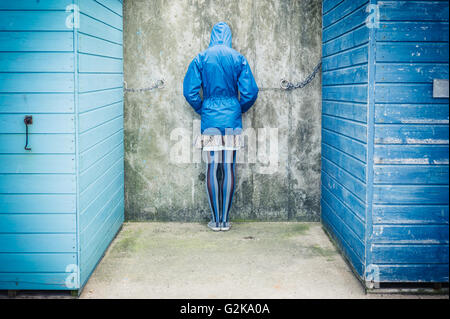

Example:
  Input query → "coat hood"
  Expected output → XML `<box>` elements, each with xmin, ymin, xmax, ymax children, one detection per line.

<box><xmin>208</xmin><ymin>22</ymin><xmax>232</xmax><ymax>48</ymax></box>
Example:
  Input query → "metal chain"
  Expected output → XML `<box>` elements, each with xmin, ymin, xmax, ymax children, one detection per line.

<box><xmin>123</xmin><ymin>79</ymin><xmax>166</xmax><ymax>93</ymax></box>
<box><xmin>280</xmin><ymin>61</ymin><xmax>322</xmax><ymax>90</ymax></box>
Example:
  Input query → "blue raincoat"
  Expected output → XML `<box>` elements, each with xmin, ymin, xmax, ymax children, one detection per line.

<box><xmin>183</xmin><ymin>22</ymin><xmax>259</xmax><ymax>135</ymax></box>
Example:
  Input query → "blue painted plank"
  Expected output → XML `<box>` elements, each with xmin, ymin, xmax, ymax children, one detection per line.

<box><xmin>375</xmin><ymin>104</ymin><xmax>449</xmax><ymax>124</ymax></box>
<box><xmin>0</xmin><ymin>11</ymin><xmax>71</xmax><ymax>31</ymax></box>
<box><xmin>374</xmin><ymin>165</ymin><xmax>449</xmax><ymax>185</ymax></box>
<box><xmin>96</xmin><ymin>0</ymin><xmax>123</xmax><ymax>16</ymax></box>
<box><xmin>79</xmin><ymin>116</ymin><xmax>123</xmax><ymax>152</ymax></box>
<box><xmin>322</xmin><ymin>143</ymin><xmax>366</xmax><ymax>181</ymax></box>
<box><xmin>79</xmin><ymin>142</ymin><xmax>123</xmax><ymax>191</ymax></box>
<box><xmin>322</xmin><ymin>171</ymin><xmax>366</xmax><ymax>221</ymax></box>
<box><xmin>0</xmin><ymin>234</ymin><xmax>76</xmax><ymax>253</ymax></box>
<box><xmin>79</xmin><ymin>73</ymin><xmax>123</xmax><ymax>93</ymax></box>
<box><xmin>372</xmin><ymin>225</ymin><xmax>449</xmax><ymax>244</ymax></box>
<box><xmin>373</xmin><ymin>185</ymin><xmax>449</xmax><ymax>205</ymax></box>
<box><xmin>323</xmin><ymin>64</ymin><xmax>368</xmax><ymax>85</ymax></box>
<box><xmin>379</xmin><ymin>1</ymin><xmax>449</xmax><ymax>22</ymax></box>
<box><xmin>0</xmin><ymin>0</ymin><xmax>72</xmax><ymax>9</ymax></box>
<box><xmin>78</xmin><ymin>33</ymin><xmax>123</xmax><ymax>58</ymax></box>
<box><xmin>323</xmin><ymin>0</ymin><xmax>368</xmax><ymax>28</ymax></box>
<box><xmin>323</xmin><ymin>0</ymin><xmax>345</xmax><ymax>15</ymax></box>
<box><xmin>0</xmin><ymin>53</ymin><xmax>74</xmax><ymax>72</ymax></box>
<box><xmin>376</xmin><ymin>63</ymin><xmax>449</xmax><ymax>83</ymax></box>
<box><xmin>0</xmin><ymin>253</ymin><xmax>76</xmax><ymax>272</ymax></box>
<box><xmin>371</xmin><ymin>244</ymin><xmax>449</xmax><ymax>264</ymax></box>
<box><xmin>79</xmin><ymin>0</ymin><xmax>123</xmax><ymax>30</ymax></box>
<box><xmin>0</xmin><ymin>134</ymin><xmax>75</xmax><ymax>154</ymax></box>
<box><xmin>0</xmin><ymin>194</ymin><xmax>76</xmax><ymax>214</ymax></box>
<box><xmin>322</xmin><ymin>157</ymin><xmax>367</xmax><ymax>201</ymax></box>
<box><xmin>374</xmin><ymin>124</ymin><xmax>449</xmax><ymax>144</ymax></box>
<box><xmin>323</xmin><ymin>4</ymin><xmax>368</xmax><ymax>43</ymax></box>
<box><xmin>322</xmin><ymin>84</ymin><xmax>368</xmax><ymax>103</ymax></box>
<box><xmin>0</xmin><ymin>214</ymin><xmax>76</xmax><ymax>233</ymax></box>
<box><xmin>0</xmin><ymin>73</ymin><xmax>74</xmax><ymax>93</ymax></box>
<box><xmin>0</xmin><ymin>114</ymin><xmax>75</xmax><ymax>133</ymax></box>
<box><xmin>79</xmin><ymin>13</ymin><xmax>123</xmax><ymax>44</ymax></box>
<box><xmin>0</xmin><ymin>174</ymin><xmax>76</xmax><ymax>194</ymax></box>
<box><xmin>78</xmin><ymin>53</ymin><xmax>123</xmax><ymax>73</ymax></box>
<box><xmin>374</xmin><ymin>145</ymin><xmax>449</xmax><ymax>165</ymax></box>
<box><xmin>323</xmin><ymin>25</ymin><xmax>369</xmax><ymax>57</ymax></box>
<box><xmin>373</xmin><ymin>205</ymin><xmax>449</xmax><ymax>225</ymax></box>
<box><xmin>322</xmin><ymin>101</ymin><xmax>367</xmax><ymax>122</ymax></box>
<box><xmin>322</xmin><ymin>115</ymin><xmax>367</xmax><ymax>142</ymax></box>
<box><xmin>79</xmin><ymin>88</ymin><xmax>123</xmax><ymax>113</ymax></box>
<box><xmin>79</xmin><ymin>129</ymin><xmax>123</xmax><ymax>172</ymax></box>
<box><xmin>322</xmin><ymin>44</ymin><xmax>368</xmax><ymax>71</ymax></box>
<box><xmin>0</xmin><ymin>32</ymin><xmax>73</xmax><ymax>51</ymax></box>
<box><xmin>0</xmin><ymin>93</ymin><xmax>74</xmax><ymax>114</ymax></box>
<box><xmin>376</xmin><ymin>264</ymin><xmax>449</xmax><ymax>283</ymax></box>
<box><xmin>322</xmin><ymin>129</ymin><xmax>367</xmax><ymax>162</ymax></box>
<box><xmin>377</xmin><ymin>22</ymin><xmax>449</xmax><ymax>42</ymax></box>
<box><xmin>0</xmin><ymin>273</ymin><xmax>75</xmax><ymax>290</ymax></box>
<box><xmin>0</xmin><ymin>155</ymin><xmax>75</xmax><ymax>174</ymax></box>
<box><xmin>377</xmin><ymin>43</ymin><xmax>449</xmax><ymax>63</ymax></box>
<box><xmin>79</xmin><ymin>101</ymin><xmax>123</xmax><ymax>133</ymax></box>
<box><xmin>375</xmin><ymin>83</ymin><xmax>449</xmax><ymax>104</ymax></box>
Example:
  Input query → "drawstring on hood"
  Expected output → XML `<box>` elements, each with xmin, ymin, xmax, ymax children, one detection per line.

<box><xmin>208</xmin><ymin>22</ymin><xmax>232</xmax><ymax>48</ymax></box>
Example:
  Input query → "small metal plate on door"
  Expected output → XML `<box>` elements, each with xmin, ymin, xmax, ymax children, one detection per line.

<box><xmin>433</xmin><ymin>79</ymin><xmax>449</xmax><ymax>98</ymax></box>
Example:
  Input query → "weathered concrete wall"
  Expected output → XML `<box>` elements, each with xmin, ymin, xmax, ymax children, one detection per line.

<box><xmin>123</xmin><ymin>0</ymin><xmax>322</xmax><ymax>221</ymax></box>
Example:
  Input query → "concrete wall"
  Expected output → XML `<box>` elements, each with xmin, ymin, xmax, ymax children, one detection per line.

<box><xmin>123</xmin><ymin>0</ymin><xmax>322</xmax><ymax>221</ymax></box>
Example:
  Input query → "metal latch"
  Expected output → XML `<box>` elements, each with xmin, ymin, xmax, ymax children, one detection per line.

<box><xmin>24</xmin><ymin>115</ymin><xmax>32</xmax><ymax>151</ymax></box>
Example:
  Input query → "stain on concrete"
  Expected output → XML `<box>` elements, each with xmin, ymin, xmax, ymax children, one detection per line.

<box><xmin>123</xmin><ymin>0</ymin><xmax>322</xmax><ymax>221</ymax></box>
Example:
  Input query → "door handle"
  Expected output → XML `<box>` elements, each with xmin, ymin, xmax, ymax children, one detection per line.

<box><xmin>24</xmin><ymin>115</ymin><xmax>32</xmax><ymax>151</ymax></box>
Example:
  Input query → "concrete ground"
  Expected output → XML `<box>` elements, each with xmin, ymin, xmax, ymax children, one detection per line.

<box><xmin>78</xmin><ymin>222</ymin><xmax>447</xmax><ymax>299</ymax></box>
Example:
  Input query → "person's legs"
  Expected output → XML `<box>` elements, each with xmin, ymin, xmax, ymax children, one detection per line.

<box><xmin>221</xmin><ymin>149</ymin><xmax>237</xmax><ymax>229</ymax></box>
<box><xmin>205</xmin><ymin>150</ymin><xmax>221</xmax><ymax>230</ymax></box>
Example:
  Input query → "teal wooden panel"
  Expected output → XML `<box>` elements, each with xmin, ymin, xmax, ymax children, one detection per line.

<box><xmin>375</xmin><ymin>104</ymin><xmax>449</xmax><ymax>124</ymax></box>
<box><xmin>376</xmin><ymin>265</ymin><xmax>449</xmax><ymax>283</ymax></box>
<box><xmin>371</xmin><ymin>244</ymin><xmax>449</xmax><ymax>264</ymax></box>
<box><xmin>78</xmin><ymin>53</ymin><xmax>123</xmax><ymax>73</ymax></box>
<box><xmin>0</xmin><ymin>234</ymin><xmax>76</xmax><ymax>253</ymax></box>
<box><xmin>0</xmin><ymin>174</ymin><xmax>76</xmax><ymax>194</ymax></box>
<box><xmin>322</xmin><ymin>45</ymin><xmax>368</xmax><ymax>71</ymax></box>
<box><xmin>374</xmin><ymin>145</ymin><xmax>449</xmax><ymax>165</ymax></box>
<box><xmin>0</xmin><ymin>194</ymin><xmax>76</xmax><ymax>214</ymax></box>
<box><xmin>379</xmin><ymin>1</ymin><xmax>449</xmax><ymax>21</ymax></box>
<box><xmin>79</xmin><ymin>129</ymin><xmax>123</xmax><ymax>172</ymax></box>
<box><xmin>78</xmin><ymin>33</ymin><xmax>123</xmax><ymax>58</ymax></box>
<box><xmin>373</xmin><ymin>185</ymin><xmax>449</xmax><ymax>205</ymax></box>
<box><xmin>0</xmin><ymin>114</ymin><xmax>75</xmax><ymax>133</ymax></box>
<box><xmin>322</xmin><ymin>84</ymin><xmax>368</xmax><ymax>103</ymax></box>
<box><xmin>0</xmin><ymin>155</ymin><xmax>75</xmax><ymax>173</ymax></box>
<box><xmin>79</xmin><ymin>0</ymin><xmax>123</xmax><ymax>30</ymax></box>
<box><xmin>0</xmin><ymin>134</ymin><xmax>75</xmax><ymax>154</ymax></box>
<box><xmin>0</xmin><ymin>52</ymin><xmax>74</xmax><ymax>72</ymax></box>
<box><xmin>96</xmin><ymin>0</ymin><xmax>123</xmax><ymax>16</ymax></box>
<box><xmin>322</xmin><ymin>101</ymin><xmax>367</xmax><ymax>123</ymax></box>
<box><xmin>0</xmin><ymin>214</ymin><xmax>76</xmax><ymax>233</ymax></box>
<box><xmin>373</xmin><ymin>205</ymin><xmax>449</xmax><ymax>225</ymax></box>
<box><xmin>0</xmin><ymin>273</ymin><xmax>75</xmax><ymax>290</ymax></box>
<box><xmin>0</xmin><ymin>32</ymin><xmax>73</xmax><ymax>51</ymax></box>
<box><xmin>374</xmin><ymin>165</ymin><xmax>449</xmax><ymax>185</ymax></box>
<box><xmin>322</xmin><ymin>64</ymin><xmax>368</xmax><ymax>85</ymax></box>
<box><xmin>322</xmin><ymin>114</ymin><xmax>367</xmax><ymax>142</ymax></box>
<box><xmin>377</xmin><ymin>22</ymin><xmax>449</xmax><ymax>42</ymax></box>
<box><xmin>79</xmin><ymin>142</ymin><xmax>123</xmax><ymax>191</ymax></box>
<box><xmin>323</xmin><ymin>4</ymin><xmax>368</xmax><ymax>43</ymax></box>
<box><xmin>375</xmin><ymin>84</ymin><xmax>448</xmax><ymax>104</ymax></box>
<box><xmin>0</xmin><ymin>93</ymin><xmax>74</xmax><ymax>114</ymax></box>
<box><xmin>375</xmin><ymin>124</ymin><xmax>449</xmax><ymax>144</ymax></box>
<box><xmin>323</xmin><ymin>25</ymin><xmax>369</xmax><ymax>57</ymax></box>
<box><xmin>376</xmin><ymin>63</ymin><xmax>449</xmax><ymax>83</ymax></box>
<box><xmin>79</xmin><ymin>101</ymin><xmax>123</xmax><ymax>133</ymax></box>
<box><xmin>323</xmin><ymin>0</ymin><xmax>344</xmax><ymax>15</ymax></box>
<box><xmin>0</xmin><ymin>11</ymin><xmax>70</xmax><ymax>31</ymax></box>
<box><xmin>322</xmin><ymin>129</ymin><xmax>367</xmax><ymax>162</ymax></box>
<box><xmin>323</xmin><ymin>0</ymin><xmax>368</xmax><ymax>28</ymax></box>
<box><xmin>0</xmin><ymin>0</ymin><xmax>72</xmax><ymax>9</ymax></box>
<box><xmin>0</xmin><ymin>253</ymin><xmax>76</xmax><ymax>272</ymax></box>
<box><xmin>322</xmin><ymin>143</ymin><xmax>366</xmax><ymax>182</ymax></box>
<box><xmin>79</xmin><ymin>73</ymin><xmax>123</xmax><ymax>93</ymax></box>
<box><xmin>79</xmin><ymin>88</ymin><xmax>123</xmax><ymax>113</ymax></box>
<box><xmin>377</xmin><ymin>43</ymin><xmax>449</xmax><ymax>63</ymax></box>
<box><xmin>79</xmin><ymin>116</ymin><xmax>122</xmax><ymax>152</ymax></box>
<box><xmin>372</xmin><ymin>225</ymin><xmax>449</xmax><ymax>244</ymax></box>
<box><xmin>0</xmin><ymin>73</ymin><xmax>74</xmax><ymax>93</ymax></box>
<box><xmin>79</xmin><ymin>13</ymin><xmax>123</xmax><ymax>44</ymax></box>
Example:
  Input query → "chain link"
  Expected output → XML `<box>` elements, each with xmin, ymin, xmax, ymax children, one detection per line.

<box><xmin>123</xmin><ymin>79</ymin><xmax>165</xmax><ymax>93</ymax></box>
<box><xmin>280</xmin><ymin>61</ymin><xmax>322</xmax><ymax>90</ymax></box>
